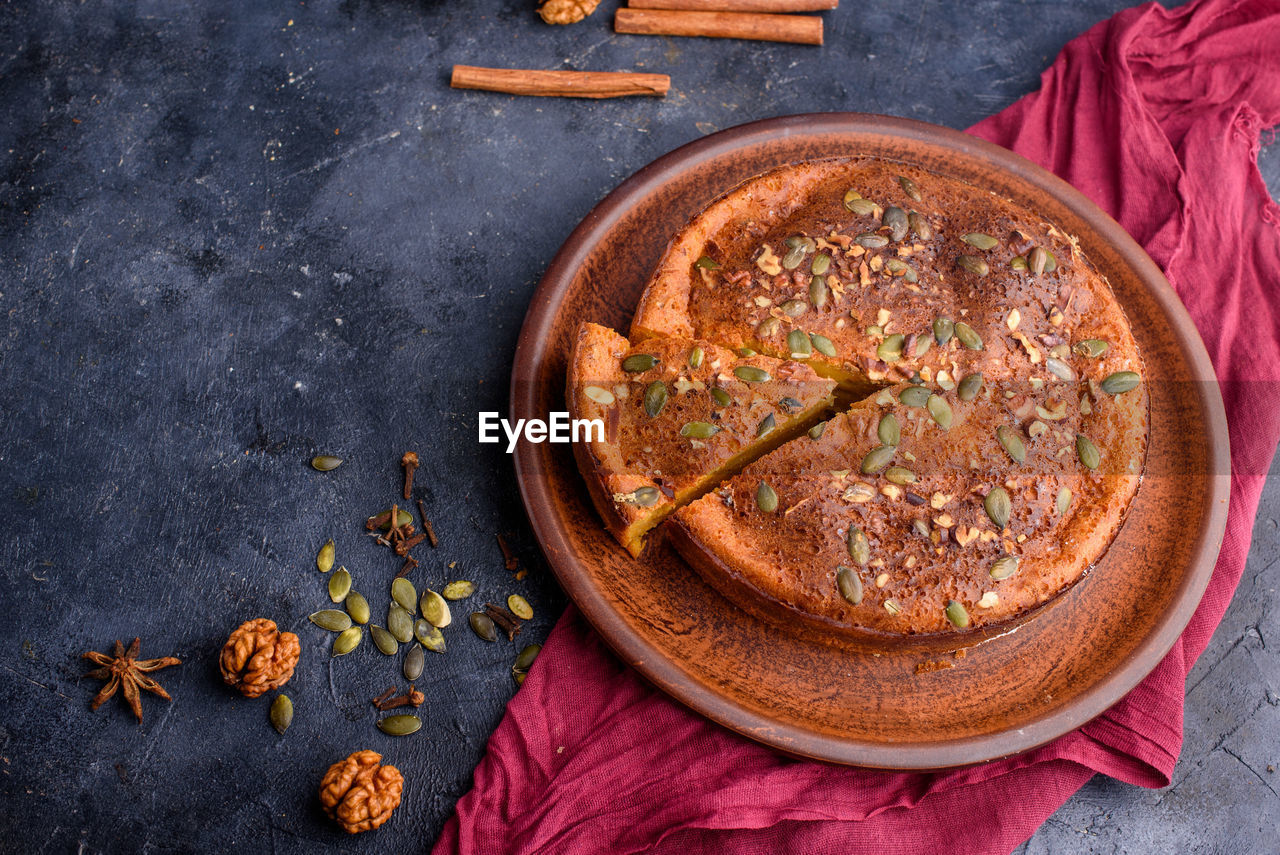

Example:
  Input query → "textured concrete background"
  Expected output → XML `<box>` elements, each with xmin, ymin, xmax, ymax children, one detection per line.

<box><xmin>0</xmin><ymin>1</ymin><xmax>1275</xmax><ymax>852</ymax></box>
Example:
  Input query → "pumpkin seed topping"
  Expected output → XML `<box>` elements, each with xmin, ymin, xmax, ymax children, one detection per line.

<box><xmin>847</xmin><ymin>527</ymin><xmax>871</xmax><ymax>565</ymax></box>
<box><xmin>878</xmin><ymin>413</ymin><xmax>900</xmax><ymax>446</ymax></box>
<box><xmin>734</xmin><ymin>365</ymin><xmax>771</xmax><ymax>383</ymax></box>
<box><xmin>270</xmin><ymin>694</ymin><xmax>293</xmax><ymax>734</ymax></box>
<box><xmin>1100</xmin><ymin>371</ymin><xmax>1141</xmax><ymax>395</ymax></box>
<box><xmin>311</xmin><ymin>455</ymin><xmax>343</xmax><ymax>472</ymax></box>
<box><xmin>376</xmin><ymin>714</ymin><xmax>422</xmax><ymax>736</ymax></box>
<box><xmin>1076</xmin><ymin>434</ymin><xmax>1102</xmax><ymax>469</ymax></box>
<box><xmin>756</xmin><ymin>481</ymin><xmax>778</xmax><ymax>513</ymax></box>
<box><xmin>328</xmin><ymin>567</ymin><xmax>352</xmax><ymax>603</ymax></box>
<box><xmin>811</xmin><ymin>252</ymin><xmax>831</xmax><ymax>276</ymax></box>
<box><xmin>317</xmin><ymin>539</ymin><xmax>335</xmax><ymax>574</ymax></box>
<box><xmin>756</xmin><ymin>413</ymin><xmax>776</xmax><ymax>438</ymax></box>
<box><xmin>957</xmin><ymin>255</ymin><xmax>990</xmax><ymax>276</ymax></box>
<box><xmin>877</xmin><ymin>334</ymin><xmax>905</xmax><ymax>363</ymax></box>
<box><xmin>442</xmin><ymin>580</ymin><xmax>475</xmax><ymax>600</ymax></box>
<box><xmin>643</xmin><ymin>381</ymin><xmax>668</xmax><ymax>418</ymax></box>
<box><xmin>1045</xmin><ymin>358</ymin><xmax>1076</xmax><ymax>382</ymax></box>
<box><xmin>954</xmin><ymin>321</ymin><xmax>984</xmax><ymax>350</ymax></box>
<box><xmin>837</xmin><ymin>565</ymin><xmax>864</xmax><ymax>605</ymax></box>
<box><xmin>984</xmin><ymin>487</ymin><xmax>1011</xmax><ymax>529</ymax></box>
<box><xmin>810</xmin><ymin>333</ymin><xmax>836</xmax><ymax>358</ymax></box>
<box><xmin>898</xmin><ymin>175</ymin><xmax>923</xmax><ymax>202</ymax></box>
<box><xmin>926</xmin><ymin>394</ymin><xmax>953</xmax><ymax>429</ymax></box>
<box><xmin>997</xmin><ymin>425</ymin><xmax>1027</xmax><ymax>463</ymax></box>
<box><xmin>688</xmin><ymin>346</ymin><xmax>704</xmax><ymax>369</ymax></box>
<box><xmin>856</xmin><ymin>232</ymin><xmax>889</xmax><ymax>249</ymax></box>
<box><xmin>908</xmin><ymin>211</ymin><xmax>933</xmax><ymax>240</ymax></box>
<box><xmin>694</xmin><ymin>255</ymin><xmax>720</xmax><ymax>270</ymax></box>
<box><xmin>990</xmin><ymin>555</ymin><xmax>1020</xmax><ymax>581</ymax></box>
<box><xmin>1074</xmin><ymin>339</ymin><xmax>1109</xmax><ymax>358</ymax></box>
<box><xmin>808</xmin><ymin>422</ymin><xmax>826</xmax><ymax>440</ymax></box>
<box><xmin>899</xmin><ymin>385</ymin><xmax>931</xmax><ymax>408</ymax></box>
<box><xmin>622</xmin><ymin>353</ymin><xmax>659</xmax><ymax>373</ymax></box>
<box><xmin>1028</xmin><ymin>246</ymin><xmax>1049</xmax><ymax>275</ymax></box>
<box><xmin>1056</xmin><ymin>487</ymin><xmax>1073</xmax><ymax>516</ymax></box>
<box><xmin>884</xmin><ymin>466</ymin><xmax>916</xmax><ymax>485</ymax></box>
<box><xmin>860</xmin><ymin>444</ymin><xmax>897</xmax><ymax>474</ymax></box>
<box><xmin>957</xmin><ymin>372</ymin><xmax>984</xmax><ymax>401</ymax></box>
<box><xmin>618</xmin><ymin>486</ymin><xmax>661</xmax><ymax>507</ymax></box>
<box><xmin>844</xmin><ymin>192</ymin><xmax>878</xmax><ymax>215</ymax></box>
<box><xmin>961</xmin><ymin>233</ymin><xmax>999</xmax><ymax>250</ymax></box>
<box><xmin>945</xmin><ymin>600</ymin><xmax>970</xmax><ymax>629</ymax></box>
<box><xmin>710</xmin><ymin>387</ymin><xmax>732</xmax><ymax>407</ymax></box>
<box><xmin>309</xmin><ymin>610</ymin><xmax>352</xmax><ymax>632</ymax></box>
<box><xmin>787</xmin><ymin>328</ymin><xmax>813</xmax><ymax>357</ymax></box>
<box><xmin>933</xmin><ymin>317</ymin><xmax>955</xmax><ymax>345</ymax></box>
<box><xmin>882</xmin><ymin>206</ymin><xmax>909</xmax><ymax>242</ymax></box>
<box><xmin>809</xmin><ymin>274</ymin><xmax>830</xmax><ymax>308</ymax></box>
<box><xmin>680</xmin><ymin>421</ymin><xmax>721</xmax><ymax>439</ymax></box>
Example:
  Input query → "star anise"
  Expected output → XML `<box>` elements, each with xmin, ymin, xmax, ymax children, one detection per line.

<box><xmin>82</xmin><ymin>638</ymin><xmax>181</xmax><ymax>723</ymax></box>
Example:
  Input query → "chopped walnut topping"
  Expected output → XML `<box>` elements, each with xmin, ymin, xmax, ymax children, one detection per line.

<box><xmin>978</xmin><ymin>591</ymin><xmax>999</xmax><ymax>609</ymax></box>
<box><xmin>756</xmin><ymin>244</ymin><xmax>782</xmax><ymax>275</ymax></box>
<box><xmin>875</xmin><ymin>572</ymin><xmax>890</xmax><ymax>588</ymax></box>
<box><xmin>1048</xmin><ymin>305</ymin><xmax>1065</xmax><ymax>326</ymax></box>
<box><xmin>1006</xmin><ymin>308</ymin><xmax>1021</xmax><ymax>331</ymax></box>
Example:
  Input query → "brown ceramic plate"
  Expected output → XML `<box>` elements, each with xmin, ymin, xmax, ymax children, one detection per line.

<box><xmin>510</xmin><ymin>114</ymin><xmax>1229</xmax><ymax>769</ymax></box>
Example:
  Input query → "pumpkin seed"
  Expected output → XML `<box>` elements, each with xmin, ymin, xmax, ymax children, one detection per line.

<box><xmin>371</xmin><ymin>509</ymin><xmax>414</xmax><ymax>531</ymax></box>
<box><xmin>403</xmin><ymin>644</ymin><xmax>424</xmax><ymax>681</ymax></box>
<box><xmin>787</xmin><ymin>329</ymin><xmax>812</xmax><ymax>356</ymax></box>
<box><xmin>756</xmin><ymin>481</ymin><xmax>778</xmax><ymax>513</ymax></box>
<box><xmin>376</xmin><ymin>714</ymin><xmax>422</xmax><ymax>736</ymax></box>
<box><xmin>811</xmin><ymin>252</ymin><xmax>831</xmax><ymax>276</ymax></box>
<box><xmin>269</xmin><ymin>694</ymin><xmax>293</xmax><ymax>734</ymax></box>
<box><xmin>622</xmin><ymin>354</ymin><xmax>659</xmax><ymax>373</ymax></box>
<box><xmin>884</xmin><ymin>258</ymin><xmax>908</xmax><ymax>276</ymax></box>
<box><xmin>643</xmin><ymin>381</ymin><xmax>668</xmax><ymax>418</ymax></box>
<box><xmin>309</xmin><ymin>610</ymin><xmax>352</xmax><ymax>632</ymax></box>
<box><xmin>899</xmin><ymin>385</ymin><xmax>931</xmax><ymax>408</ymax></box>
<box><xmin>809</xmin><ymin>274</ymin><xmax>829</xmax><ymax>307</ymax></box>
<box><xmin>421</xmin><ymin>589</ymin><xmax>451</xmax><ymax>628</ymax></box>
<box><xmin>442</xmin><ymin>580</ymin><xmax>475</xmax><ymax>600</ymax></box>
<box><xmin>933</xmin><ymin>317</ymin><xmax>955</xmax><ymax>345</ymax></box>
<box><xmin>734</xmin><ymin>365</ymin><xmax>771</xmax><ymax>383</ymax></box>
<box><xmin>710</xmin><ymin>387</ymin><xmax>732</xmax><ymax>407</ymax></box>
<box><xmin>1056</xmin><ymin>487</ymin><xmax>1073</xmax><ymax>516</ymax></box>
<box><xmin>1076</xmin><ymin>434</ymin><xmax>1101</xmax><ymax>469</ymax></box>
<box><xmin>877</xmin><ymin>334</ymin><xmax>905</xmax><ymax>363</ymax></box>
<box><xmin>311</xmin><ymin>455</ymin><xmax>343</xmax><ymax>471</ymax></box>
<box><xmin>680</xmin><ymin>421</ymin><xmax>720</xmax><ymax>439</ymax></box>
<box><xmin>328</xmin><ymin>567</ymin><xmax>352</xmax><ymax>603</ymax></box>
<box><xmin>884</xmin><ymin>599</ymin><xmax>902</xmax><ymax>615</ymax></box>
<box><xmin>837</xmin><ymin>565</ymin><xmax>864</xmax><ymax>605</ymax></box>
<box><xmin>512</xmin><ymin>644</ymin><xmax>541</xmax><ymax>682</ymax></box>
<box><xmin>856</xmin><ymin>232</ymin><xmax>889</xmax><ymax>249</ymax></box>
<box><xmin>984</xmin><ymin>487</ymin><xmax>1011</xmax><ymax>529</ymax></box>
<box><xmin>694</xmin><ymin>255</ymin><xmax>720</xmax><ymax>270</ymax></box>
<box><xmin>997</xmin><ymin>425</ymin><xmax>1027</xmax><ymax>463</ymax></box>
<box><xmin>418</xmin><ymin>624</ymin><xmax>446</xmax><ymax>653</ymax></box>
<box><xmin>914</xmin><ymin>335</ymin><xmax>932</xmax><ymax>357</ymax></box>
<box><xmin>810</xmin><ymin>333</ymin><xmax>836</xmax><ymax>358</ymax></box>
<box><xmin>945</xmin><ymin>600</ymin><xmax>970</xmax><ymax>629</ymax></box>
<box><xmin>926</xmin><ymin>394</ymin><xmax>953</xmax><ymax>429</ymax></box>
<box><xmin>780</xmin><ymin>299</ymin><xmax>808</xmax><ymax>318</ymax></box>
<box><xmin>898</xmin><ymin>175</ymin><xmax>922</xmax><ymax>202</ymax></box>
<box><xmin>860</xmin><ymin>444</ymin><xmax>896</xmax><ymax>474</ymax></box>
<box><xmin>332</xmin><ymin>627</ymin><xmax>361</xmax><ymax>656</ymax></box>
<box><xmin>387</xmin><ymin>603</ymin><xmax>414</xmax><ymax>643</ymax></box>
<box><xmin>757</xmin><ymin>413</ymin><xmax>776</xmax><ymax>438</ymax></box>
<box><xmin>808</xmin><ymin>422</ymin><xmax>826</xmax><ymax>440</ymax></box>
<box><xmin>990</xmin><ymin>555</ymin><xmax>1020</xmax><ymax>580</ymax></box>
<box><xmin>884</xmin><ymin>466</ymin><xmax>916</xmax><ymax>485</ymax></box>
<box><xmin>878</xmin><ymin>414</ymin><xmax>901</xmax><ymax>446</ymax></box>
<box><xmin>1045</xmin><ymin>358</ymin><xmax>1076</xmax><ymax>382</ymax></box>
<box><xmin>1100</xmin><ymin>371</ymin><xmax>1141</xmax><ymax>395</ymax></box>
<box><xmin>882</xmin><ymin>206</ymin><xmax>909</xmax><ymax>242</ymax></box>
<box><xmin>345</xmin><ymin>591</ymin><xmax>370</xmax><ymax>625</ymax></box>
<box><xmin>1010</xmin><ymin>255</ymin><xmax>1029</xmax><ymax>271</ymax></box>
<box><xmin>507</xmin><ymin>594</ymin><xmax>533</xmax><ymax>620</ymax></box>
<box><xmin>782</xmin><ymin>244</ymin><xmax>808</xmax><ymax>270</ymax></box>
<box><xmin>908</xmin><ymin>210</ymin><xmax>933</xmax><ymax>240</ymax></box>
<box><xmin>1028</xmin><ymin>246</ymin><xmax>1048</xmax><ymax>275</ymax></box>
<box><xmin>620</xmin><ymin>486</ymin><xmax>660</xmax><ymax>507</ymax></box>
<box><xmin>961</xmin><ymin>233</ymin><xmax>999</xmax><ymax>250</ymax></box>
<box><xmin>738</xmin><ymin>347</ymin><xmax>758</xmax><ymax>357</ymax></box>
<box><xmin>954</xmin><ymin>321</ymin><xmax>984</xmax><ymax>350</ymax></box>
<box><xmin>957</xmin><ymin>372</ymin><xmax>984</xmax><ymax>401</ymax></box>
<box><xmin>391</xmin><ymin>578</ymin><xmax>417</xmax><ymax>614</ymax></box>
<box><xmin>370</xmin><ymin>624</ymin><xmax>398</xmax><ymax>655</ymax></box>
<box><xmin>847</xmin><ymin>527</ymin><xmax>871</xmax><ymax>565</ymax></box>
<box><xmin>688</xmin><ymin>346</ymin><xmax>704</xmax><ymax>369</ymax></box>
<box><xmin>755</xmin><ymin>315</ymin><xmax>778</xmax><ymax>340</ymax></box>
<box><xmin>844</xmin><ymin>194</ymin><xmax>877</xmax><ymax>216</ymax></box>
<box><xmin>317</xmin><ymin>539</ymin><xmax>335</xmax><ymax>574</ymax></box>
<box><xmin>957</xmin><ymin>255</ymin><xmax>990</xmax><ymax>276</ymax></box>
<box><xmin>1074</xmin><ymin>339</ymin><xmax>1109</xmax><ymax>358</ymax></box>
<box><xmin>469</xmin><ymin>612</ymin><xmax>498</xmax><ymax>642</ymax></box>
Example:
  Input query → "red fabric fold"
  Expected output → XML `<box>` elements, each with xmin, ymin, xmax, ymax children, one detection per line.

<box><xmin>436</xmin><ymin>0</ymin><xmax>1280</xmax><ymax>851</ymax></box>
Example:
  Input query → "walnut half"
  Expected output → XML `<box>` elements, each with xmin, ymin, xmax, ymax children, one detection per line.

<box><xmin>219</xmin><ymin>618</ymin><xmax>300</xmax><ymax>698</ymax></box>
<box><xmin>538</xmin><ymin>0</ymin><xmax>600</xmax><ymax>25</ymax></box>
<box><xmin>319</xmin><ymin>750</ymin><xmax>404</xmax><ymax>834</ymax></box>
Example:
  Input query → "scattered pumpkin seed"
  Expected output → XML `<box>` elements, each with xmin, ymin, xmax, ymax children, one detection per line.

<box><xmin>1056</xmin><ymin>487</ymin><xmax>1073</xmax><ymax>516</ymax></box>
<box><xmin>269</xmin><ymin>694</ymin><xmax>293</xmax><ymax>734</ymax></box>
<box><xmin>914</xmin><ymin>335</ymin><xmax>932</xmax><ymax>357</ymax></box>
<box><xmin>811</xmin><ymin>252</ymin><xmax>831</xmax><ymax>276</ymax></box>
<box><xmin>507</xmin><ymin>594</ymin><xmax>533</xmax><ymax>620</ymax></box>
<box><xmin>1074</xmin><ymin>339</ymin><xmax>1109</xmax><ymax>358</ymax></box>
<box><xmin>847</xmin><ymin>527</ymin><xmax>871</xmax><ymax>565</ymax></box>
<box><xmin>984</xmin><ymin>487</ymin><xmax>1011</xmax><ymax>529</ymax></box>
<box><xmin>957</xmin><ymin>255</ymin><xmax>990</xmax><ymax>276</ymax></box>
<box><xmin>512</xmin><ymin>644</ymin><xmax>541</xmax><ymax>683</ymax></box>
<box><xmin>1010</xmin><ymin>255</ymin><xmax>1029</xmax><ymax>271</ymax></box>
<box><xmin>1076</xmin><ymin>434</ymin><xmax>1102</xmax><ymax>470</ymax></box>
<box><xmin>809</xmin><ymin>274</ymin><xmax>829</xmax><ymax>307</ymax></box>
<box><xmin>421</xmin><ymin>590</ymin><xmax>451</xmax><ymax>628</ymax></box>
<box><xmin>419</xmin><ymin>625</ymin><xmax>446</xmax><ymax>653</ymax></box>
<box><xmin>622</xmin><ymin>353</ymin><xmax>659</xmax><ymax>373</ymax></box>
<box><xmin>694</xmin><ymin>255</ymin><xmax>720</xmax><ymax>270</ymax></box>
<box><xmin>688</xmin><ymin>346</ymin><xmax>704</xmax><ymax>369</ymax></box>
<box><xmin>877</xmin><ymin>334</ymin><xmax>905</xmax><ymax>363</ymax></box>
<box><xmin>882</xmin><ymin>206</ymin><xmax>909</xmax><ymax>242</ymax></box>
<box><xmin>643</xmin><ymin>381</ymin><xmax>668</xmax><ymax>418</ymax></box>
<box><xmin>756</xmin><ymin>481</ymin><xmax>778</xmax><ymax>513</ymax></box>
<box><xmin>1045</xmin><ymin>358</ymin><xmax>1076</xmax><ymax>382</ymax></box>
<box><xmin>680</xmin><ymin>421</ymin><xmax>721</xmax><ymax>439</ymax></box>
<box><xmin>898</xmin><ymin>175</ymin><xmax>922</xmax><ymax>202</ymax></box>
<box><xmin>317</xmin><ymin>539</ymin><xmax>335</xmax><ymax>574</ymax></box>
<box><xmin>780</xmin><ymin>299</ymin><xmax>808</xmax><ymax>318</ymax></box>
<box><xmin>844</xmin><ymin>193</ymin><xmax>877</xmax><ymax>216</ymax></box>
<box><xmin>954</xmin><ymin>321</ymin><xmax>984</xmax><ymax>350</ymax></box>
<box><xmin>860</xmin><ymin>445</ymin><xmax>896</xmax><ymax>474</ymax></box>
<box><xmin>787</xmin><ymin>329</ymin><xmax>812</xmax><ymax>356</ymax></box>
<box><xmin>737</xmin><ymin>347</ymin><xmax>757</xmax><ymax>357</ymax></box>
<box><xmin>403</xmin><ymin>644</ymin><xmax>424</xmax><ymax>681</ymax></box>
<box><xmin>757</xmin><ymin>413</ymin><xmax>776</xmax><ymax>438</ymax></box>
<box><xmin>933</xmin><ymin>317</ymin><xmax>955</xmax><ymax>345</ymax></box>
<box><xmin>961</xmin><ymin>233</ymin><xmax>999</xmax><ymax>250</ymax></box>
<box><xmin>345</xmin><ymin>591</ymin><xmax>370</xmax><ymax>625</ymax></box>
<box><xmin>781</xmin><ymin>244</ymin><xmax>807</xmax><ymax>270</ymax></box>
<box><xmin>311</xmin><ymin>455</ymin><xmax>343</xmax><ymax>472</ymax></box>
<box><xmin>945</xmin><ymin>600</ymin><xmax>970</xmax><ymax>629</ymax></box>
<box><xmin>1100</xmin><ymin>371</ymin><xmax>1141</xmax><ymax>395</ymax></box>
<box><xmin>734</xmin><ymin>365</ymin><xmax>771</xmax><ymax>383</ymax></box>
<box><xmin>328</xmin><ymin>567</ymin><xmax>352</xmax><ymax>603</ymax></box>
<box><xmin>442</xmin><ymin>581</ymin><xmax>475</xmax><ymax>600</ymax></box>
<box><xmin>371</xmin><ymin>509</ymin><xmax>414</xmax><ymax>531</ymax></box>
<box><xmin>990</xmin><ymin>555</ymin><xmax>1020</xmax><ymax>580</ymax></box>
<box><xmin>808</xmin><ymin>422</ymin><xmax>826</xmax><ymax>440</ymax></box>
<box><xmin>899</xmin><ymin>385</ymin><xmax>931</xmax><ymax>408</ymax></box>
<box><xmin>926</xmin><ymin>394</ymin><xmax>953</xmax><ymax>429</ymax></box>
<box><xmin>387</xmin><ymin>604</ymin><xmax>413</xmax><ymax>643</ymax></box>
<box><xmin>469</xmin><ymin>612</ymin><xmax>498</xmax><ymax>642</ymax></box>
<box><xmin>309</xmin><ymin>610</ymin><xmax>352</xmax><ymax>632</ymax></box>
<box><xmin>884</xmin><ymin>466</ymin><xmax>916</xmax><ymax>485</ymax></box>
<box><xmin>710</xmin><ymin>387</ymin><xmax>732</xmax><ymax>407</ymax></box>
<box><xmin>376</xmin><ymin>714</ymin><xmax>421</xmax><ymax>736</ymax></box>
<box><xmin>810</xmin><ymin>333</ymin><xmax>836</xmax><ymax>358</ymax></box>
<box><xmin>957</xmin><ymin>372</ymin><xmax>984</xmax><ymax>401</ymax></box>
<box><xmin>332</xmin><ymin>627</ymin><xmax>361</xmax><ymax>656</ymax></box>
<box><xmin>391</xmin><ymin>578</ymin><xmax>417</xmax><ymax>614</ymax></box>
<box><xmin>370</xmin><ymin>624</ymin><xmax>398</xmax><ymax>655</ymax></box>
<box><xmin>878</xmin><ymin>414</ymin><xmax>901</xmax><ymax>446</ymax></box>
<box><xmin>619</xmin><ymin>486</ymin><xmax>660</xmax><ymax>507</ymax></box>
<box><xmin>856</xmin><ymin>232</ymin><xmax>889</xmax><ymax>249</ymax></box>
<box><xmin>908</xmin><ymin>210</ymin><xmax>933</xmax><ymax>240</ymax></box>
<box><xmin>837</xmin><ymin>565</ymin><xmax>864</xmax><ymax>605</ymax></box>
<box><xmin>997</xmin><ymin>425</ymin><xmax>1027</xmax><ymax>463</ymax></box>
<box><xmin>755</xmin><ymin>315</ymin><xmax>778</xmax><ymax>338</ymax></box>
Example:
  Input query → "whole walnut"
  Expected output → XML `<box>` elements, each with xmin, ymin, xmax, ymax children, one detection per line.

<box><xmin>219</xmin><ymin>618</ymin><xmax>300</xmax><ymax>698</ymax></box>
<box><xmin>319</xmin><ymin>750</ymin><xmax>404</xmax><ymax>834</ymax></box>
<box><xmin>538</xmin><ymin>0</ymin><xmax>600</xmax><ymax>25</ymax></box>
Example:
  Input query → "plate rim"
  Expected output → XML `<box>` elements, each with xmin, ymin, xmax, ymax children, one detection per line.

<box><xmin>510</xmin><ymin>112</ymin><xmax>1231</xmax><ymax>768</ymax></box>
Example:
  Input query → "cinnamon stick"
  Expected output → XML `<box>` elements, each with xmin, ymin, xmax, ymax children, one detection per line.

<box><xmin>614</xmin><ymin>8</ymin><xmax>822</xmax><ymax>44</ymax></box>
<box><xmin>451</xmin><ymin>66</ymin><xmax>670</xmax><ymax>99</ymax></box>
<box><xmin>630</xmin><ymin>0</ymin><xmax>836</xmax><ymax>11</ymax></box>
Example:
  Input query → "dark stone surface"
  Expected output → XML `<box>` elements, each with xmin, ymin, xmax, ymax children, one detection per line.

<box><xmin>0</xmin><ymin>1</ymin><xmax>1274</xmax><ymax>851</ymax></box>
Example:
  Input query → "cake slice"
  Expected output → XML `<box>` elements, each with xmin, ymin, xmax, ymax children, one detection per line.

<box><xmin>568</xmin><ymin>323</ymin><xmax>836</xmax><ymax>556</ymax></box>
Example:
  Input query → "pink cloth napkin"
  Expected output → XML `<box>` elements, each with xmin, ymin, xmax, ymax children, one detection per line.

<box><xmin>435</xmin><ymin>0</ymin><xmax>1280</xmax><ymax>851</ymax></box>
